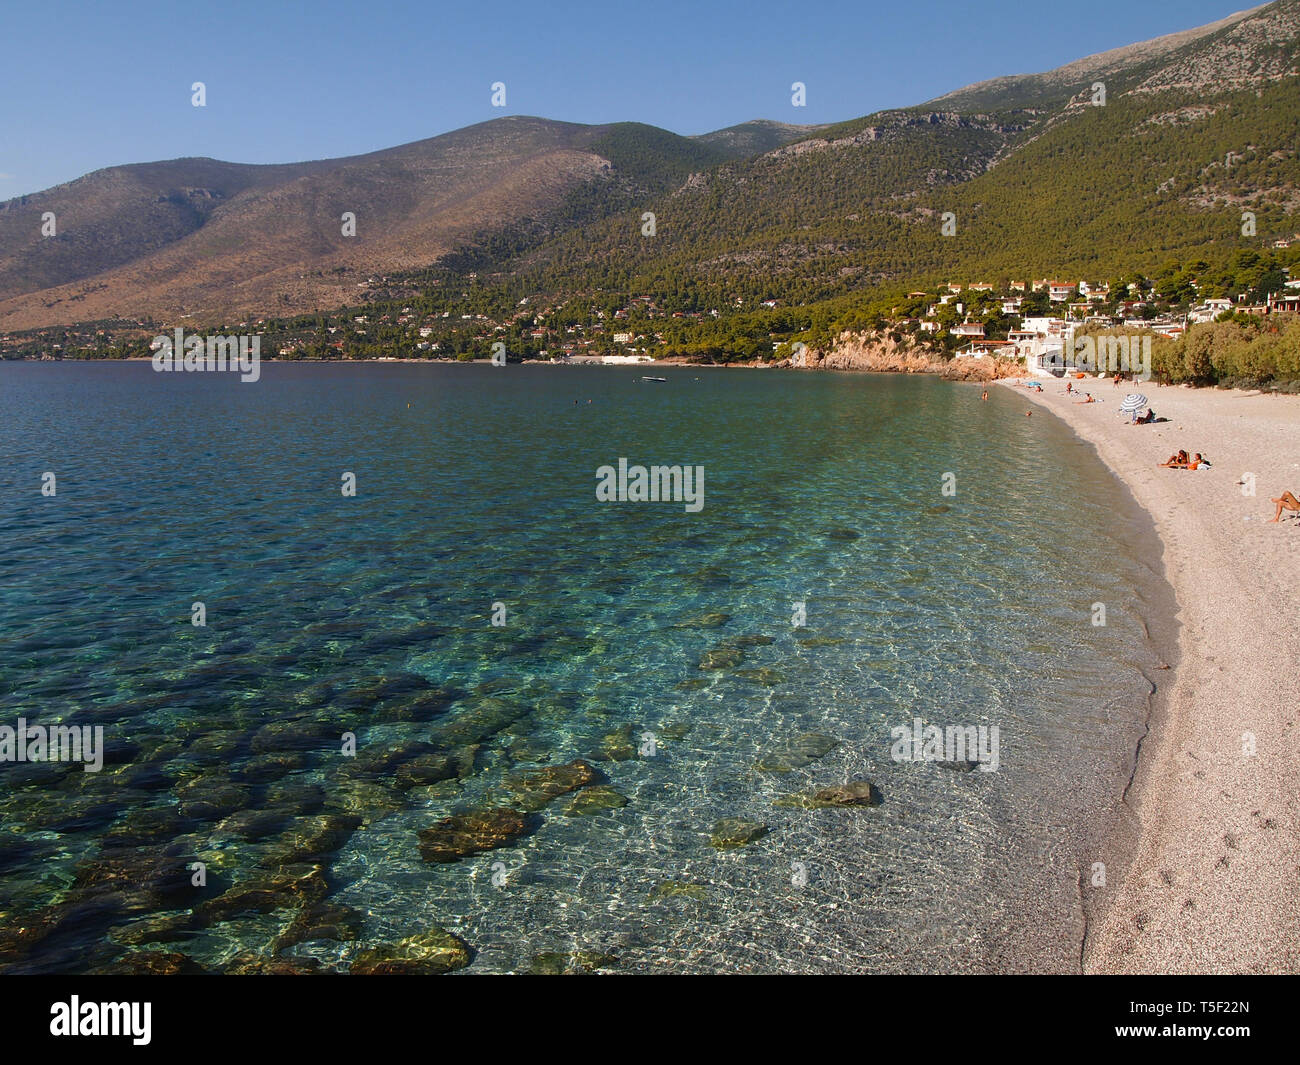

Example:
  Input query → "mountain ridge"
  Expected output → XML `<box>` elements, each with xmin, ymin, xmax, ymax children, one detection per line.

<box><xmin>1</xmin><ymin>1</ymin><xmax>1296</xmax><ymax>332</ymax></box>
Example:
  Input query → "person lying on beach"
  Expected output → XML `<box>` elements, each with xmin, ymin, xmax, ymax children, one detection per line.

<box><xmin>1268</xmin><ymin>491</ymin><xmax>1300</xmax><ymax>522</ymax></box>
<box><xmin>1188</xmin><ymin>453</ymin><xmax>1210</xmax><ymax>470</ymax></box>
<box><xmin>1159</xmin><ymin>450</ymin><xmax>1190</xmax><ymax>468</ymax></box>
<box><xmin>1074</xmin><ymin>393</ymin><xmax>1096</xmax><ymax>404</ymax></box>
<box><xmin>1137</xmin><ymin>408</ymin><xmax>1155</xmax><ymax>424</ymax></box>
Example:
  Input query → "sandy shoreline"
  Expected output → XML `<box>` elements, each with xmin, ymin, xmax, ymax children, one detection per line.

<box><xmin>1003</xmin><ymin>376</ymin><xmax>1300</xmax><ymax>974</ymax></box>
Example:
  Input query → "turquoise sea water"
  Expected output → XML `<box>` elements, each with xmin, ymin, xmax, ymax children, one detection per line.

<box><xmin>0</xmin><ymin>362</ymin><xmax>1168</xmax><ymax>973</ymax></box>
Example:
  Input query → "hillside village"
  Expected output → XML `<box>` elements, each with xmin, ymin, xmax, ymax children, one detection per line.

<box><xmin>4</xmin><ymin>235</ymin><xmax>1298</xmax><ymax>374</ymax></box>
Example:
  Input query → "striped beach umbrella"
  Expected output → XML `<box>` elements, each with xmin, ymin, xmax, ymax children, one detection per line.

<box><xmin>1118</xmin><ymin>393</ymin><xmax>1148</xmax><ymax>412</ymax></box>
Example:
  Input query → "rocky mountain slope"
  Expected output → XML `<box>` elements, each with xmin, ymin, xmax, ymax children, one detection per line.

<box><xmin>1</xmin><ymin>1</ymin><xmax>1296</xmax><ymax>331</ymax></box>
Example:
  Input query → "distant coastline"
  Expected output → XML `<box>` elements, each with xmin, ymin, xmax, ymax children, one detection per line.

<box><xmin>3</xmin><ymin>348</ymin><xmax>1022</xmax><ymax>381</ymax></box>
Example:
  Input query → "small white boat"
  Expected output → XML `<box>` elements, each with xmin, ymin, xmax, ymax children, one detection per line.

<box><xmin>641</xmin><ymin>376</ymin><xmax>667</xmax><ymax>382</ymax></box>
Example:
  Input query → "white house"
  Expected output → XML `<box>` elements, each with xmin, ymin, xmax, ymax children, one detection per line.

<box><xmin>1189</xmin><ymin>298</ymin><xmax>1233</xmax><ymax>324</ymax></box>
<box><xmin>1020</xmin><ymin>316</ymin><xmax>1067</xmax><ymax>337</ymax></box>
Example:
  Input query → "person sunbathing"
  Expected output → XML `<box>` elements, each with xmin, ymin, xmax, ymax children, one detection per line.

<box><xmin>1159</xmin><ymin>450</ymin><xmax>1190</xmax><ymax>468</ymax></box>
<box><xmin>1268</xmin><ymin>491</ymin><xmax>1300</xmax><ymax>522</ymax></box>
<box><xmin>1074</xmin><ymin>393</ymin><xmax>1097</xmax><ymax>403</ymax></box>
<box><xmin>1188</xmin><ymin>453</ymin><xmax>1210</xmax><ymax>470</ymax></box>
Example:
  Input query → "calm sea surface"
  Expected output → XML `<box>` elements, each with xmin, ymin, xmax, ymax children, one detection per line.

<box><xmin>0</xmin><ymin>362</ymin><xmax>1168</xmax><ymax>973</ymax></box>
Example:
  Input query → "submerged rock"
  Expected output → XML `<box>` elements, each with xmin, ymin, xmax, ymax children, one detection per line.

<box><xmin>697</xmin><ymin>646</ymin><xmax>745</xmax><ymax>671</ymax></box>
<box><xmin>350</xmin><ymin>928</ymin><xmax>472</xmax><ymax>975</ymax></box>
<box><xmin>527</xmin><ymin>950</ymin><xmax>618</xmax><ymax>975</ymax></box>
<box><xmin>730</xmin><ymin>634</ymin><xmax>776</xmax><ymax>647</ymax></box>
<box><xmin>97</xmin><ymin>951</ymin><xmax>209</xmax><ymax>976</ymax></box>
<box><xmin>394</xmin><ymin>752</ymin><xmax>466</xmax><ymax>790</ymax></box>
<box><xmin>111</xmin><ymin>760</ymin><xmax>179</xmax><ymax>793</ymax></box>
<box><xmin>182</xmin><ymin>729</ymin><xmax>245</xmax><ymax>763</ymax></box>
<box><xmin>777</xmin><ymin>779</ymin><xmax>884</xmax><ymax>809</ymax></box>
<box><xmin>675</xmin><ymin>612</ymin><xmax>732</xmax><ymax>629</ymax></box>
<box><xmin>71</xmin><ymin>846</ymin><xmax>195</xmax><ymax>912</ymax></box>
<box><xmin>105</xmin><ymin>807</ymin><xmax>187</xmax><ymax>848</ymax></box>
<box><xmin>272</xmin><ymin>901</ymin><xmax>364</xmax><ymax>952</ymax></box>
<box><xmin>344</xmin><ymin>739</ymin><xmax>436</xmax><ymax>777</ymax></box>
<box><xmin>325</xmin><ymin>780</ymin><xmax>407</xmax><ymax>823</ymax></box>
<box><xmin>356</xmin><ymin>621</ymin><xmax>446</xmax><ymax>656</ymax></box>
<box><xmin>501</xmin><ymin>759</ymin><xmax>602</xmax><ymax>812</ymax></box>
<box><xmin>216</xmin><ymin>808</ymin><xmax>291</xmax><ymax>842</ymax></box>
<box><xmin>418</xmin><ymin>807</ymin><xmax>537</xmax><ymax>863</ymax></box>
<box><xmin>427</xmin><ymin>696</ymin><xmax>531</xmax><ymax>750</ymax></box>
<box><xmin>734</xmin><ymin>667</ymin><xmax>784</xmax><ymax>686</ymax></box>
<box><xmin>0</xmin><ymin>831</ymin><xmax>38</xmax><ymax>875</ymax></box>
<box><xmin>336</xmin><ymin>671</ymin><xmax>435</xmax><ymax>709</ymax></box>
<box><xmin>755</xmin><ymin>733</ymin><xmax>839</xmax><ymax>773</ymax></box>
<box><xmin>591</xmin><ymin>725</ymin><xmax>636</xmax><ymax>762</ymax></box>
<box><xmin>0</xmin><ymin>898</ymin><xmax>126</xmax><ymax>971</ymax></box>
<box><xmin>108</xmin><ymin>912</ymin><xmax>197</xmax><ymax>947</ymax></box>
<box><xmin>564</xmin><ymin>786</ymin><xmax>629</xmax><ymax>816</ymax></box>
<box><xmin>406</xmin><ymin>779</ymin><xmax>462</xmax><ymax>802</ymax></box>
<box><xmin>508</xmin><ymin>736</ymin><xmax>552</xmax><ymax>763</ymax></box>
<box><xmin>686</xmin><ymin>565</ymin><xmax>731</xmax><ymax>588</ymax></box>
<box><xmin>194</xmin><ymin>864</ymin><xmax>329</xmax><ymax>925</ymax></box>
<box><xmin>794</xmin><ymin>635</ymin><xmax>845</xmax><ymax>647</ymax></box>
<box><xmin>377</xmin><ymin>687</ymin><xmax>460</xmax><ymax>723</ymax></box>
<box><xmin>259</xmin><ymin>814</ymin><xmax>362</xmax><ymax>867</ymax></box>
<box><xmin>175</xmin><ymin>778</ymin><xmax>251</xmax><ymax>822</ymax></box>
<box><xmin>250</xmin><ymin>718</ymin><xmax>340</xmax><ymax>755</ymax></box>
<box><xmin>232</xmin><ymin>751</ymin><xmax>308</xmax><ymax>784</ymax></box>
<box><xmin>263</xmin><ymin>781</ymin><xmax>327</xmax><ymax>815</ymax></box>
<box><xmin>26</xmin><ymin>794</ymin><xmax>122</xmax><ymax>835</ymax></box>
<box><xmin>710</xmin><ymin>818</ymin><xmax>769</xmax><ymax>849</ymax></box>
<box><xmin>226</xmin><ymin>954</ymin><xmax>324</xmax><ymax>975</ymax></box>
<box><xmin>813</xmin><ymin>780</ymin><xmax>883</xmax><ymax>806</ymax></box>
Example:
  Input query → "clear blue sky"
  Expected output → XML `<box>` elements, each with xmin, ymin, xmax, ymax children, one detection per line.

<box><xmin>1</xmin><ymin>0</ymin><xmax>1257</xmax><ymax>197</ymax></box>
